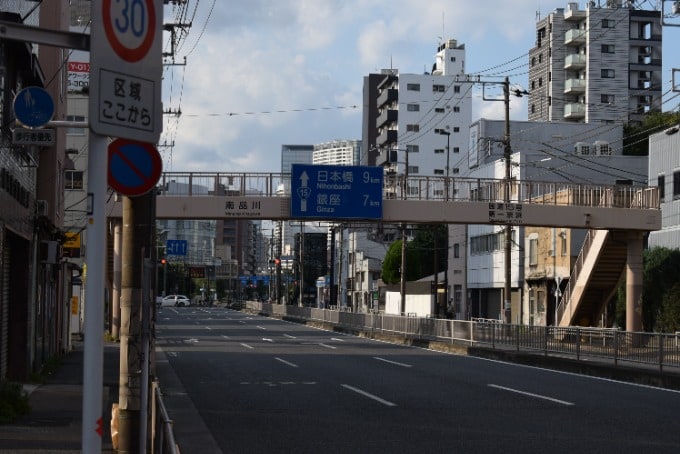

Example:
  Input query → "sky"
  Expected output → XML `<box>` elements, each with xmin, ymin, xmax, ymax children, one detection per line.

<box><xmin>159</xmin><ymin>0</ymin><xmax>680</xmax><ymax>174</ymax></box>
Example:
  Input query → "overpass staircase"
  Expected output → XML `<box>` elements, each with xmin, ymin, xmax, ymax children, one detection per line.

<box><xmin>556</xmin><ymin>229</ymin><xmax>629</xmax><ymax>327</ymax></box>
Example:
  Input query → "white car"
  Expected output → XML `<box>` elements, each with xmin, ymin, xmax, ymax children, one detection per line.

<box><xmin>161</xmin><ymin>294</ymin><xmax>191</xmax><ymax>307</ymax></box>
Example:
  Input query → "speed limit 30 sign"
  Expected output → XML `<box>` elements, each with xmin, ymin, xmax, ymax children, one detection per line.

<box><xmin>90</xmin><ymin>0</ymin><xmax>163</xmax><ymax>143</ymax></box>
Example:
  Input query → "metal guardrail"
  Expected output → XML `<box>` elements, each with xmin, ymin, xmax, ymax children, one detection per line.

<box><xmin>156</xmin><ymin>172</ymin><xmax>660</xmax><ymax>210</ymax></box>
<box><xmin>246</xmin><ymin>302</ymin><xmax>680</xmax><ymax>373</ymax></box>
<box><xmin>151</xmin><ymin>380</ymin><xmax>179</xmax><ymax>454</ymax></box>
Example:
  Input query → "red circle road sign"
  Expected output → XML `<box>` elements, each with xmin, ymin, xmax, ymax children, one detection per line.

<box><xmin>103</xmin><ymin>0</ymin><xmax>156</xmax><ymax>63</ymax></box>
<box><xmin>108</xmin><ymin>139</ymin><xmax>162</xmax><ymax>197</ymax></box>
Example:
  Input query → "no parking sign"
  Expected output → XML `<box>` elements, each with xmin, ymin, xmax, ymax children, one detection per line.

<box><xmin>107</xmin><ymin>139</ymin><xmax>162</xmax><ymax>197</ymax></box>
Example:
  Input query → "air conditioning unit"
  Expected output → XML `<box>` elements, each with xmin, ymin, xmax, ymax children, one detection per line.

<box><xmin>593</xmin><ymin>141</ymin><xmax>612</xmax><ymax>156</ymax></box>
<box><xmin>37</xmin><ymin>199</ymin><xmax>48</xmax><ymax>217</ymax></box>
<box><xmin>574</xmin><ymin>142</ymin><xmax>590</xmax><ymax>155</ymax></box>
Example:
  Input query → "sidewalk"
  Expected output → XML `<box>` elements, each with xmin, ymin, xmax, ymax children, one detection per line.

<box><xmin>0</xmin><ymin>339</ymin><xmax>119</xmax><ymax>453</ymax></box>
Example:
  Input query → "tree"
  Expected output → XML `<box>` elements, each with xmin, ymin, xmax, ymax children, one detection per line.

<box><xmin>615</xmin><ymin>247</ymin><xmax>680</xmax><ymax>331</ymax></box>
<box><xmin>656</xmin><ymin>283</ymin><xmax>680</xmax><ymax>333</ymax></box>
<box><xmin>623</xmin><ymin>111</ymin><xmax>680</xmax><ymax>156</ymax></box>
<box><xmin>381</xmin><ymin>224</ymin><xmax>448</xmax><ymax>284</ymax></box>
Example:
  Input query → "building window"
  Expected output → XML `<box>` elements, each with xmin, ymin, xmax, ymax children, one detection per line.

<box><xmin>453</xmin><ymin>127</ymin><xmax>460</xmax><ymax>133</ymax></box>
<box><xmin>408</xmin><ymin>166</ymin><xmax>419</xmax><ymax>175</ymax></box>
<box><xmin>434</xmin><ymin>148</ymin><xmax>445</xmax><ymax>154</ymax></box>
<box><xmin>602</xmin><ymin>19</ymin><xmax>615</xmax><ymax>28</ymax></box>
<box><xmin>433</xmin><ymin>84</ymin><xmax>446</xmax><ymax>92</ymax></box>
<box><xmin>454</xmin><ymin>85</ymin><xmax>461</xmax><ymax>93</ymax></box>
<box><xmin>65</xmin><ymin>170</ymin><xmax>84</xmax><ymax>190</ymax></box>
<box><xmin>434</xmin><ymin>169</ymin><xmax>444</xmax><ymax>175</ymax></box>
<box><xmin>560</xmin><ymin>231</ymin><xmax>567</xmax><ymax>256</ymax></box>
<box><xmin>658</xmin><ymin>174</ymin><xmax>665</xmax><ymax>202</ymax></box>
<box><xmin>531</xmin><ymin>80</ymin><xmax>536</xmax><ymax>90</ymax></box>
<box><xmin>453</xmin><ymin>147</ymin><xmax>460</xmax><ymax>153</ymax></box>
<box><xmin>529</xmin><ymin>237</ymin><xmax>538</xmax><ymax>266</ymax></box>
<box><xmin>407</xmin><ymin>83</ymin><xmax>420</xmax><ymax>91</ymax></box>
<box><xmin>673</xmin><ymin>171</ymin><xmax>680</xmax><ymax>200</ymax></box>
<box><xmin>406</xmin><ymin>124</ymin><xmax>419</xmax><ymax>132</ymax></box>
<box><xmin>452</xmin><ymin>168</ymin><xmax>460</xmax><ymax>174</ymax></box>
<box><xmin>435</xmin><ymin>107</ymin><xmax>445</xmax><ymax>113</ymax></box>
<box><xmin>539</xmin><ymin>77</ymin><xmax>543</xmax><ymax>87</ymax></box>
<box><xmin>601</xmin><ymin>44</ymin><xmax>615</xmax><ymax>53</ymax></box>
<box><xmin>601</xmin><ymin>94</ymin><xmax>615</xmax><ymax>104</ymax></box>
<box><xmin>453</xmin><ymin>243</ymin><xmax>460</xmax><ymax>258</ymax></box>
<box><xmin>531</xmin><ymin>104</ymin><xmax>536</xmax><ymax>114</ymax></box>
<box><xmin>407</xmin><ymin>103</ymin><xmax>420</xmax><ymax>112</ymax></box>
<box><xmin>538</xmin><ymin>53</ymin><xmax>543</xmax><ymax>63</ymax></box>
<box><xmin>453</xmin><ymin>106</ymin><xmax>460</xmax><ymax>113</ymax></box>
<box><xmin>531</xmin><ymin>57</ymin><xmax>536</xmax><ymax>67</ymax></box>
<box><xmin>66</xmin><ymin>115</ymin><xmax>86</xmax><ymax>135</ymax></box>
<box><xmin>601</xmin><ymin>69</ymin><xmax>615</xmax><ymax>78</ymax></box>
<box><xmin>406</xmin><ymin>145</ymin><xmax>419</xmax><ymax>153</ymax></box>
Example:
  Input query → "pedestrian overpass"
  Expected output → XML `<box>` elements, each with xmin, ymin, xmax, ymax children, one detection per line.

<box><xmin>106</xmin><ymin>171</ymin><xmax>661</xmax><ymax>330</ymax></box>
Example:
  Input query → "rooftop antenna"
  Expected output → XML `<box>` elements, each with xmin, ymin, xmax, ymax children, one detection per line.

<box><xmin>442</xmin><ymin>12</ymin><xmax>445</xmax><ymax>42</ymax></box>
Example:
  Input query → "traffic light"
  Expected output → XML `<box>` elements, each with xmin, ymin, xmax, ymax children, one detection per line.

<box><xmin>160</xmin><ymin>257</ymin><xmax>167</xmax><ymax>265</ymax></box>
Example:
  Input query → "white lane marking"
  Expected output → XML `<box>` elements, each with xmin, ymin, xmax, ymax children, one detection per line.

<box><xmin>240</xmin><ymin>343</ymin><xmax>254</xmax><ymax>349</ymax></box>
<box><xmin>374</xmin><ymin>357</ymin><xmax>413</xmax><ymax>368</ymax></box>
<box><xmin>283</xmin><ymin>334</ymin><xmax>297</xmax><ymax>339</ymax></box>
<box><xmin>341</xmin><ymin>384</ymin><xmax>397</xmax><ymax>407</ymax></box>
<box><xmin>330</xmin><ymin>337</ymin><xmax>345</xmax><ymax>342</ymax></box>
<box><xmin>222</xmin><ymin>335</ymin><xmax>230</xmax><ymax>340</ymax></box>
<box><xmin>205</xmin><ymin>326</ymin><xmax>212</xmax><ymax>330</ymax></box>
<box><xmin>263</xmin><ymin>338</ymin><xmax>274</xmax><ymax>343</ymax></box>
<box><xmin>239</xmin><ymin>321</ymin><xmax>246</xmax><ymax>324</ymax></box>
<box><xmin>256</xmin><ymin>325</ymin><xmax>267</xmax><ymax>330</ymax></box>
<box><xmin>488</xmin><ymin>384</ymin><xmax>575</xmax><ymax>406</ymax></box>
<box><xmin>275</xmin><ymin>357</ymin><xmax>299</xmax><ymax>368</ymax></box>
<box><xmin>318</xmin><ymin>343</ymin><xmax>336</xmax><ymax>349</ymax></box>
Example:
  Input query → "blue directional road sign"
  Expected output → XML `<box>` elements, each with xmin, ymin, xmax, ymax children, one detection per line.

<box><xmin>290</xmin><ymin>164</ymin><xmax>383</xmax><ymax>220</ymax></box>
<box><xmin>166</xmin><ymin>240</ymin><xmax>187</xmax><ymax>256</ymax></box>
<box><xmin>13</xmin><ymin>86</ymin><xmax>55</xmax><ymax>128</ymax></box>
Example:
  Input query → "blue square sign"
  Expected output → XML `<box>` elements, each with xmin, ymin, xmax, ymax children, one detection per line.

<box><xmin>290</xmin><ymin>164</ymin><xmax>383</xmax><ymax>220</ymax></box>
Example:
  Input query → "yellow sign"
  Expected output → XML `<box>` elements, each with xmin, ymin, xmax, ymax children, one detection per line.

<box><xmin>71</xmin><ymin>296</ymin><xmax>79</xmax><ymax>315</ymax></box>
<box><xmin>64</xmin><ymin>232</ymin><xmax>81</xmax><ymax>248</ymax></box>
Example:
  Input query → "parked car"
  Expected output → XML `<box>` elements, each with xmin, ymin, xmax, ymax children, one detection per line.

<box><xmin>162</xmin><ymin>294</ymin><xmax>191</xmax><ymax>307</ymax></box>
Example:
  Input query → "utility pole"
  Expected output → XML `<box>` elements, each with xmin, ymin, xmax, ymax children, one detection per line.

<box><xmin>503</xmin><ymin>76</ymin><xmax>512</xmax><ymax>324</ymax></box>
<box><xmin>400</xmin><ymin>147</ymin><xmax>409</xmax><ymax>315</ymax></box>
<box><xmin>119</xmin><ymin>192</ymin><xmax>155</xmax><ymax>453</ymax></box>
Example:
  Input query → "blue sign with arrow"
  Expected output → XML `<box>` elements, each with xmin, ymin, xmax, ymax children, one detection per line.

<box><xmin>290</xmin><ymin>164</ymin><xmax>383</xmax><ymax>220</ymax></box>
<box><xmin>166</xmin><ymin>240</ymin><xmax>188</xmax><ymax>256</ymax></box>
<box><xmin>13</xmin><ymin>86</ymin><xmax>55</xmax><ymax>128</ymax></box>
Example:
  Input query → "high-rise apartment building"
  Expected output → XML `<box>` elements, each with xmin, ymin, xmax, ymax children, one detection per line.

<box><xmin>528</xmin><ymin>1</ymin><xmax>662</xmax><ymax>124</ymax></box>
<box><xmin>369</xmin><ymin>39</ymin><xmax>473</xmax><ymax>197</ymax></box>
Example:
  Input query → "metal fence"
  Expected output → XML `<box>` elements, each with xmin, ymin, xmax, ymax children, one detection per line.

<box><xmin>150</xmin><ymin>380</ymin><xmax>179</xmax><ymax>454</ymax></box>
<box><xmin>155</xmin><ymin>172</ymin><xmax>659</xmax><ymax>210</ymax></box>
<box><xmin>246</xmin><ymin>302</ymin><xmax>680</xmax><ymax>373</ymax></box>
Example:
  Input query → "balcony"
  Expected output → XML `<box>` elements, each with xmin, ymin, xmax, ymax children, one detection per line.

<box><xmin>564</xmin><ymin>29</ymin><xmax>586</xmax><ymax>45</ymax></box>
<box><xmin>377</xmin><ymin>88</ymin><xmax>398</xmax><ymax>109</ymax></box>
<box><xmin>564</xmin><ymin>8</ymin><xmax>586</xmax><ymax>21</ymax></box>
<box><xmin>376</xmin><ymin>109</ymin><xmax>398</xmax><ymax>129</ymax></box>
<box><xmin>564</xmin><ymin>54</ymin><xmax>586</xmax><ymax>70</ymax></box>
<box><xmin>564</xmin><ymin>78</ymin><xmax>586</xmax><ymax>94</ymax></box>
<box><xmin>564</xmin><ymin>103</ymin><xmax>586</xmax><ymax>119</ymax></box>
<box><xmin>376</xmin><ymin>129</ymin><xmax>397</xmax><ymax>148</ymax></box>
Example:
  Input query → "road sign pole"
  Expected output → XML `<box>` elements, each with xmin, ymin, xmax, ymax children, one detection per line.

<box><xmin>81</xmin><ymin>132</ymin><xmax>108</xmax><ymax>452</ymax></box>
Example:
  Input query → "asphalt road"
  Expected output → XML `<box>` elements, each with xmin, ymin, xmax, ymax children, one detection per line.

<box><xmin>154</xmin><ymin>306</ymin><xmax>680</xmax><ymax>454</ymax></box>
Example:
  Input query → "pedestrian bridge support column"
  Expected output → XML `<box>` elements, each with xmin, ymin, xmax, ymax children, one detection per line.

<box><xmin>626</xmin><ymin>231</ymin><xmax>643</xmax><ymax>333</ymax></box>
